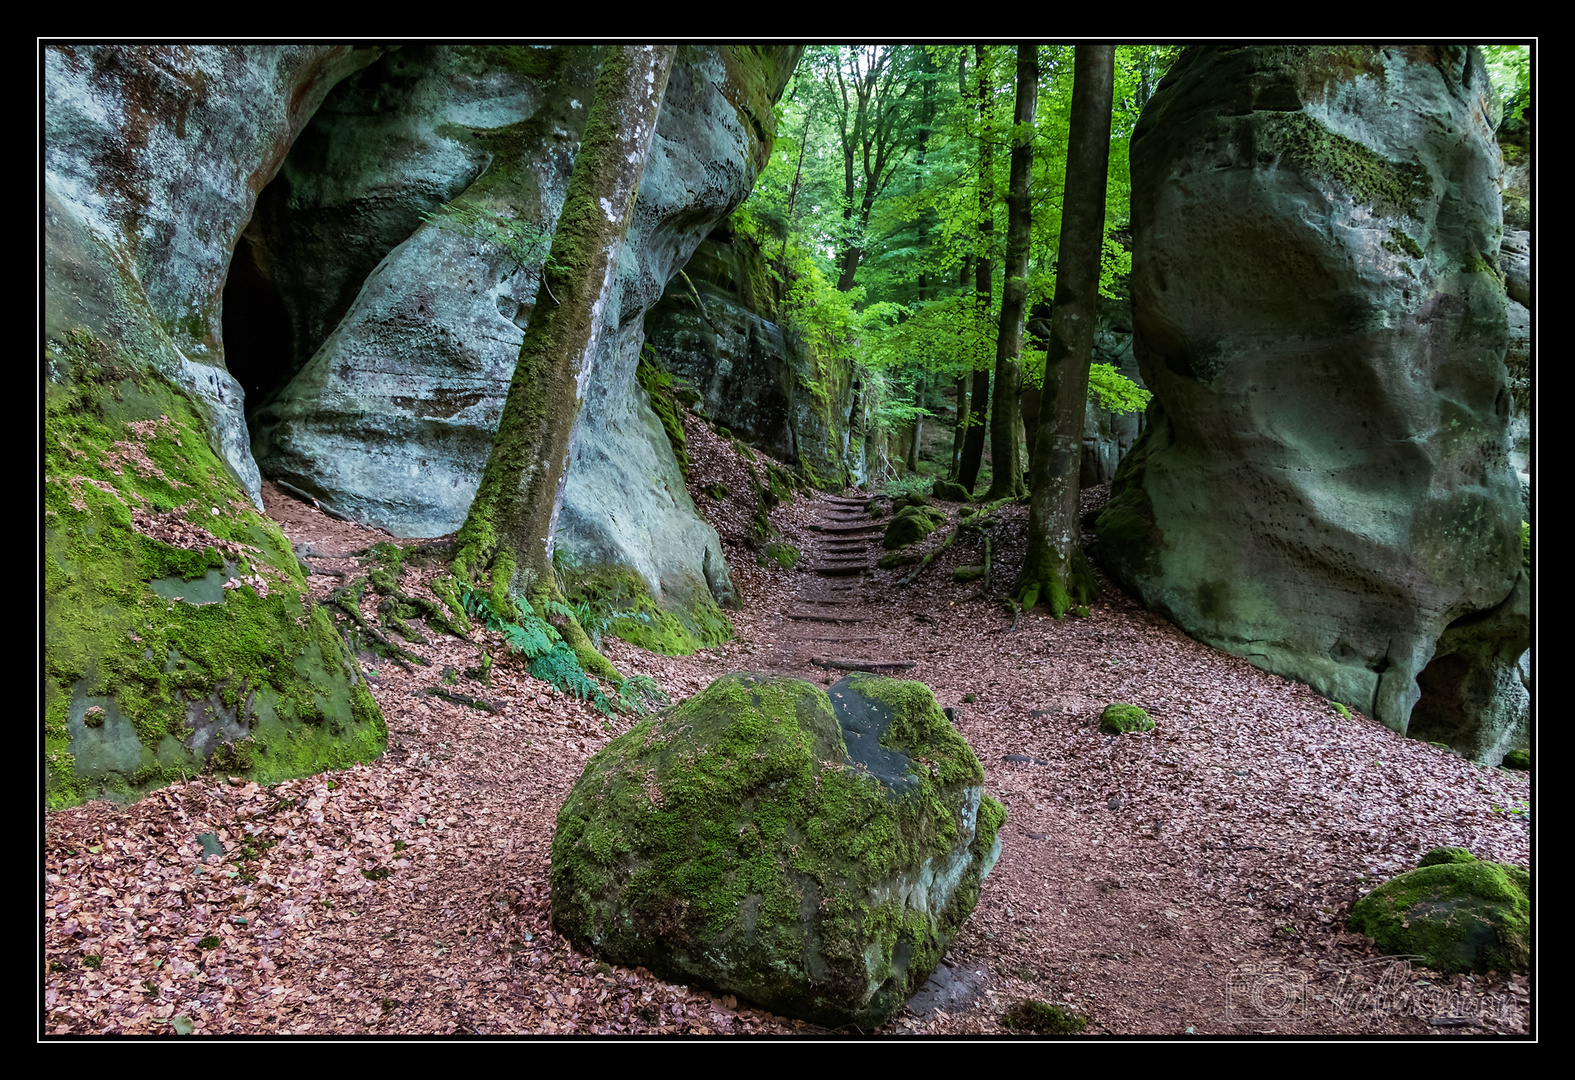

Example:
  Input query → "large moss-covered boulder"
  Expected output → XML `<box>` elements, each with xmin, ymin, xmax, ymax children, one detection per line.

<box><xmin>1347</xmin><ymin>849</ymin><xmax>1530</xmax><ymax>974</ymax></box>
<box><xmin>43</xmin><ymin>335</ymin><xmax>384</xmax><ymax>809</ymax></box>
<box><xmin>550</xmin><ymin>672</ymin><xmax>1006</xmax><ymax>1028</ymax></box>
<box><xmin>1101</xmin><ymin>46</ymin><xmax>1527</xmax><ymax>762</ymax></box>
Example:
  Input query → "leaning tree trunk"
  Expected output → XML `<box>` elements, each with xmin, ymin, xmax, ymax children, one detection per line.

<box><xmin>984</xmin><ymin>45</ymin><xmax>1038</xmax><ymax>502</ymax></box>
<box><xmin>448</xmin><ymin>45</ymin><xmax>675</xmax><ymax>678</ymax></box>
<box><xmin>1018</xmin><ymin>45</ymin><xmax>1114</xmax><ymax>616</ymax></box>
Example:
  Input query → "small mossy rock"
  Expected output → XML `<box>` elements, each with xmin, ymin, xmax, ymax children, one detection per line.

<box><xmin>550</xmin><ymin>671</ymin><xmax>1006</xmax><ymax>1028</ymax></box>
<box><xmin>1502</xmin><ymin>747</ymin><xmax>1530</xmax><ymax>770</ymax></box>
<box><xmin>878</xmin><ymin>551</ymin><xmax>921</xmax><ymax>570</ymax></box>
<box><xmin>1099</xmin><ymin>703</ymin><xmax>1155</xmax><ymax>734</ymax></box>
<box><xmin>1001</xmin><ymin>999</ymin><xmax>1087</xmax><ymax>1034</ymax></box>
<box><xmin>931</xmin><ymin>480</ymin><xmax>972</xmax><ymax>503</ymax></box>
<box><xmin>1418</xmin><ymin>847</ymin><xmax>1477</xmax><ymax>868</ymax></box>
<box><xmin>1346</xmin><ymin>853</ymin><xmax>1529</xmax><ymax>975</ymax></box>
<box><xmin>760</xmin><ymin>542</ymin><xmax>800</xmax><ymax>570</ymax></box>
<box><xmin>893</xmin><ymin>492</ymin><xmax>932</xmax><ymax>512</ymax></box>
<box><xmin>953</xmin><ymin>565</ymin><xmax>986</xmax><ymax>583</ymax></box>
<box><xmin>883</xmin><ymin>506</ymin><xmax>946</xmax><ymax>551</ymax></box>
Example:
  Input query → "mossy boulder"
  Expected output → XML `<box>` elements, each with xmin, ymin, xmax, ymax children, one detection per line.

<box><xmin>550</xmin><ymin>671</ymin><xmax>1006</xmax><ymax>1028</ymax></box>
<box><xmin>43</xmin><ymin>345</ymin><xmax>385</xmax><ymax>809</ymax></box>
<box><xmin>883</xmin><ymin>506</ymin><xmax>947</xmax><ymax>551</ymax></box>
<box><xmin>1099</xmin><ymin>703</ymin><xmax>1155</xmax><ymax>734</ymax></box>
<box><xmin>1346</xmin><ymin>849</ymin><xmax>1530</xmax><ymax>974</ymax></box>
<box><xmin>930</xmin><ymin>480</ymin><xmax>972</xmax><ymax>503</ymax></box>
<box><xmin>1502</xmin><ymin>747</ymin><xmax>1530</xmax><ymax>770</ymax></box>
<box><xmin>760</xmin><ymin>542</ymin><xmax>801</xmax><ymax>570</ymax></box>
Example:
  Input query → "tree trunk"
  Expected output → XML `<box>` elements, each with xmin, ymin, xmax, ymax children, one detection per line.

<box><xmin>957</xmin><ymin>48</ymin><xmax>995</xmax><ymax>494</ymax></box>
<box><xmin>949</xmin><ymin>374</ymin><xmax>968</xmax><ymax>479</ymax></box>
<box><xmin>984</xmin><ymin>45</ymin><xmax>1037</xmax><ymax>502</ymax></box>
<box><xmin>1018</xmin><ymin>45</ymin><xmax>1114</xmax><ymax>617</ymax></box>
<box><xmin>449</xmin><ymin>46</ymin><xmax>675</xmax><ymax>675</ymax></box>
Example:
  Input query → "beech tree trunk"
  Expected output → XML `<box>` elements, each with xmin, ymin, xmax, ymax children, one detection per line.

<box><xmin>449</xmin><ymin>46</ymin><xmax>675</xmax><ymax>674</ymax></box>
<box><xmin>984</xmin><ymin>45</ymin><xmax>1038</xmax><ymax>502</ymax></box>
<box><xmin>1018</xmin><ymin>45</ymin><xmax>1114</xmax><ymax>616</ymax></box>
<box><xmin>957</xmin><ymin>47</ymin><xmax>995</xmax><ymax>494</ymax></box>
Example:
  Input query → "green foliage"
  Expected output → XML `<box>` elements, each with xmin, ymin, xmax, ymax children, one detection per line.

<box><xmin>1481</xmin><ymin>45</ymin><xmax>1530</xmax><ymax>125</ymax></box>
<box><xmin>461</xmin><ymin>584</ymin><xmax>667</xmax><ymax>716</ymax></box>
<box><xmin>1087</xmin><ymin>364</ymin><xmax>1152</xmax><ymax>413</ymax></box>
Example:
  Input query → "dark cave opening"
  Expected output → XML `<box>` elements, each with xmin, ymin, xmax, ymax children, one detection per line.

<box><xmin>221</xmin><ymin>233</ymin><xmax>293</xmax><ymax>417</ymax></box>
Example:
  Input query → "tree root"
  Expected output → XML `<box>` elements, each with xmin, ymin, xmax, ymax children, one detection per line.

<box><xmin>424</xmin><ymin>686</ymin><xmax>501</xmax><ymax>714</ymax></box>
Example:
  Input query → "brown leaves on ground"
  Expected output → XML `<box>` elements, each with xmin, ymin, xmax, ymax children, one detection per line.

<box><xmin>42</xmin><ymin>432</ymin><xmax>1533</xmax><ymax>1038</ymax></box>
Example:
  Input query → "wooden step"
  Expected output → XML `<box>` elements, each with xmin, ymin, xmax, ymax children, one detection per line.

<box><xmin>787</xmin><ymin>612</ymin><xmax>866</xmax><ymax>623</ymax></box>
<box><xmin>811</xmin><ymin>657</ymin><xmax>916</xmax><ymax>672</ymax></box>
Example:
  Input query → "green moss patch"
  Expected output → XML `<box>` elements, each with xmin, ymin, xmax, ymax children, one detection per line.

<box><xmin>1099</xmin><ymin>703</ymin><xmax>1155</xmax><ymax>734</ymax></box>
<box><xmin>636</xmin><ymin>352</ymin><xmax>691</xmax><ymax>479</ymax></box>
<box><xmin>550</xmin><ymin>672</ymin><xmax>1004</xmax><ymax>1028</ymax></box>
<box><xmin>759</xmin><ymin>542</ymin><xmax>800</xmax><ymax>570</ymax></box>
<box><xmin>1502</xmin><ymin>747</ymin><xmax>1530</xmax><ymax>770</ymax></box>
<box><xmin>1346</xmin><ymin>850</ymin><xmax>1530</xmax><ymax>974</ymax></box>
<box><xmin>1001</xmin><ymin>999</ymin><xmax>1087</xmax><ymax>1034</ymax></box>
<box><xmin>44</xmin><ymin>336</ymin><xmax>384</xmax><ymax>808</ymax></box>
<box><xmin>561</xmin><ymin>564</ymin><xmax>731</xmax><ymax>657</ymax></box>
<box><xmin>1258</xmin><ymin>112</ymin><xmax>1433</xmax><ymax>220</ymax></box>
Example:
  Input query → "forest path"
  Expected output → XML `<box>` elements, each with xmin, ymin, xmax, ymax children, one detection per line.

<box><xmin>755</xmin><ymin>495</ymin><xmax>915</xmax><ymax>677</ymax></box>
<box><xmin>41</xmin><ymin>460</ymin><xmax>1532</xmax><ymax>1037</ymax></box>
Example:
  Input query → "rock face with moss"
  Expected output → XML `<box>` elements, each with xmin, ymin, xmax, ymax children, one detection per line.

<box><xmin>550</xmin><ymin>672</ymin><xmax>1006</xmax><ymax>1028</ymax></box>
<box><xmin>248</xmin><ymin>46</ymin><xmax>802</xmax><ymax>650</ymax></box>
<box><xmin>644</xmin><ymin>228</ymin><xmax>850</xmax><ymax>489</ymax></box>
<box><xmin>1100</xmin><ymin>46</ymin><xmax>1527</xmax><ymax>763</ymax></box>
<box><xmin>1347</xmin><ymin>848</ymin><xmax>1529</xmax><ymax>975</ymax></box>
<box><xmin>44</xmin><ymin>46</ymin><xmax>389</xmax><ymax>808</ymax></box>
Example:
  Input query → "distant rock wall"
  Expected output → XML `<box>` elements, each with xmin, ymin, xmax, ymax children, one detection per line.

<box><xmin>644</xmin><ymin>231</ymin><xmax>849</xmax><ymax>489</ymax></box>
<box><xmin>1099</xmin><ymin>46</ymin><xmax>1527</xmax><ymax>762</ymax></box>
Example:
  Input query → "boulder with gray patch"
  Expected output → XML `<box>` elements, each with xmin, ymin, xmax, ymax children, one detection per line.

<box><xmin>550</xmin><ymin>672</ymin><xmax>1005</xmax><ymax>1028</ymax></box>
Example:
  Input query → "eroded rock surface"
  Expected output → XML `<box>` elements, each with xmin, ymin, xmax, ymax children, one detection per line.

<box><xmin>550</xmin><ymin>672</ymin><xmax>1005</xmax><ymax>1028</ymax></box>
<box><xmin>1099</xmin><ymin>46</ymin><xmax>1527</xmax><ymax>761</ymax></box>
<box><xmin>249</xmin><ymin>46</ymin><xmax>802</xmax><ymax>644</ymax></box>
<box><xmin>644</xmin><ymin>231</ymin><xmax>849</xmax><ymax>489</ymax></box>
<box><xmin>44</xmin><ymin>46</ymin><xmax>389</xmax><ymax>807</ymax></box>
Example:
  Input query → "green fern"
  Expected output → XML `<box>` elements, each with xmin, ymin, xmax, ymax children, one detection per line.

<box><xmin>616</xmin><ymin>674</ymin><xmax>669</xmax><ymax>716</ymax></box>
<box><xmin>502</xmin><ymin>619</ymin><xmax>558</xmax><ymax>659</ymax></box>
<box><xmin>529</xmin><ymin>646</ymin><xmax>609</xmax><ymax>709</ymax></box>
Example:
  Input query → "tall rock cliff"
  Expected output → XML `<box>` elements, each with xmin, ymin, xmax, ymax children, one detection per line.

<box><xmin>1098</xmin><ymin>46</ymin><xmax>1528</xmax><ymax>762</ymax></box>
<box><xmin>42</xmin><ymin>45</ymin><xmax>802</xmax><ymax>807</ymax></box>
<box><xmin>248</xmin><ymin>45</ymin><xmax>801</xmax><ymax>649</ymax></box>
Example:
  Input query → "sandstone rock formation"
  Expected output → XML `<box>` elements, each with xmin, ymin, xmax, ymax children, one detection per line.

<box><xmin>644</xmin><ymin>229</ymin><xmax>850</xmax><ymax>489</ymax></box>
<box><xmin>1098</xmin><ymin>45</ymin><xmax>1528</xmax><ymax>762</ymax></box>
<box><xmin>247</xmin><ymin>46</ymin><xmax>801</xmax><ymax>648</ymax></box>
<box><xmin>550</xmin><ymin>672</ymin><xmax>1005</xmax><ymax>1028</ymax></box>
<box><xmin>43</xmin><ymin>46</ymin><xmax>389</xmax><ymax>806</ymax></box>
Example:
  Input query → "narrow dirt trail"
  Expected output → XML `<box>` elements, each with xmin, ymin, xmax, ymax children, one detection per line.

<box><xmin>41</xmin><ymin>425</ymin><xmax>1533</xmax><ymax>1038</ymax></box>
